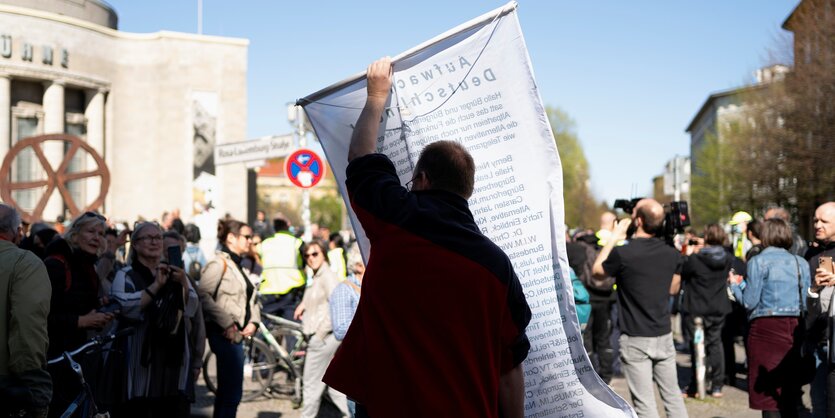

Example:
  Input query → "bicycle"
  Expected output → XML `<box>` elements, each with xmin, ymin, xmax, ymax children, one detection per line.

<box><xmin>202</xmin><ymin>312</ymin><xmax>309</xmax><ymax>405</ymax></box>
<box><xmin>46</xmin><ymin>328</ymin><xmax>135</xmax><ymax>418</ymax></box>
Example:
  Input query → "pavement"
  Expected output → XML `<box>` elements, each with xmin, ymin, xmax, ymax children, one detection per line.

<box><xmin>191</xmin><ymin>341</ymin><xmax>811</xmax><ymax>417</ymax></box>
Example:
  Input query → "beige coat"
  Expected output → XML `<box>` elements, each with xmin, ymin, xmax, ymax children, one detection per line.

<box><xmin>199</xmin><ymin>251</ymin><xmax>261</xmax><ymax>330</ymax></box>
<box><xmin>301</xmin><ymin>265</ymin><xmax>341</xmax><ymax>340</ymax></box>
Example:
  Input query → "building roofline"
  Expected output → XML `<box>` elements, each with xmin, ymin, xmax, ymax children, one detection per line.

<box><xmin>782</xmin><ymin>2</ymin><xmax>802</xmax><ymax>31</ymax></box>
<box><xmin>0</xmin><ymin>4</ymin><xmax>249</xmax><ymax>46</ymax></box>
<box><xmin>684</xmin><ymin>83</ymin><xmax>769</xmax><ymax>133</ymax></box>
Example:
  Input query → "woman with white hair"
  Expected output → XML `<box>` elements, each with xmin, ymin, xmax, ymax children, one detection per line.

<box><xmin>110</xmin><ymin>221</ymin><xmax>198</xmax><ymax>417</ymax></box>
<box><xmin>44</xmin><ymin>211</ymin><xmax>114</xmax><ymax>417</ymax></box>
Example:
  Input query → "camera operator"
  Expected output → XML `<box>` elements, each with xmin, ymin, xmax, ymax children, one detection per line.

<box><xmin>592</xmin><ymin>198</ymin><xmax>687</xmax><ymax>418</ymax></box>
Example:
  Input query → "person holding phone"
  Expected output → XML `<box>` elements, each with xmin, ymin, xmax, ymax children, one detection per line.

<box><xmin>109</xmin><ymin>222</ymin><xmax>198</xmax><ymax>418</ymax></box>
<box><xmin>198</xmin><ymin>219</ymin><xmax>260</xmax><ymax>418</ymax></box>
<box><xmin>804</xmin><ymin>201</ymin><xmax>835</xmax><ymax>417</ymax></box>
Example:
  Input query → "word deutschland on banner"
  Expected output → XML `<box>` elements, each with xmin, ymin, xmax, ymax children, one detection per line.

<box><xmin>298</xmin><ymin>2</ymin><xmax>634</xmax><ymax>417</ymax></box>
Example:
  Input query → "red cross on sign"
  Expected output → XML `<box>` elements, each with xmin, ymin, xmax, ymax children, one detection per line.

<box><xmin>285</xmin><ymin>149</ymin><xmax>325</xmax><ymax>188</ymax></box>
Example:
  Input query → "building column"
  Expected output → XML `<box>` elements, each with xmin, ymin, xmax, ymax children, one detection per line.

<box><xmin>84</xmin><ymin>88</ymin><xmax>105</xmax><ymax>211</ymax></box>
<box><xmin>0</xmin><ymin>73</ymin><xmax>10</xmax><ymax>160</ymax></box>
<box><xmin>104</xmin><ymin>86</ymin><xmax>114</xmax><ymax>216</ymax></box>
<box><xmin>42</xmin><ymin>80</ymin><xmax>65</xmax><ymax>221</ymax></box>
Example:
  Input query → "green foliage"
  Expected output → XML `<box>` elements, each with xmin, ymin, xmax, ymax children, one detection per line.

<box><xmin>546</xmin><ymin>106</ymin><xmax>602</xmax><ymax>229</ymax></box>
<box><xmin>691</xmin><ymin>133</ymin><xmax>733</xmax><ymax>227</ymax></box>
<box><xmin>310</xmin><ymin>195</ymin><xmax>344</xmax><ymax>232</ymax></box>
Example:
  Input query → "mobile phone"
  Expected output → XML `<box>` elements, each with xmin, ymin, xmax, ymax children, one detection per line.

<box><xmin>167</xmin><ymin>245</ymin><xmax>185</xmax><ymax>270</ymax></box>
<box><xmin>820</xmin><ymin>256</ymin><xmax>834</xmax><ymax>274</ymax></box>
<box><xmin>97</xmin><ymin>301</ymin><xmax>121</xmax><ymax>314</ymax></box>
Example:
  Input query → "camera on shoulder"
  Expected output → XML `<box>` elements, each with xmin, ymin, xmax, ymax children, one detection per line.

<box><xmin>613</xmin><ymin>198</ymin><xmax>691</xmax><ymax>246</ymax></box>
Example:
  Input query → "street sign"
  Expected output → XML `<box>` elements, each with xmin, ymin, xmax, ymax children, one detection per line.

<box><xmin>214</xmin><ymin>134</ymin><xmax>294</xmax><ymax>166</ymax></box>
<box><xmin>285</xmin><ymin>149</ymin><xmax>325</xmax><ymax>188</ymax></box>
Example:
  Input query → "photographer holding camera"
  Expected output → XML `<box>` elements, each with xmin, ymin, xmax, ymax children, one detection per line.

<box><xmin>592</xmin><ymin>198</ymin><xmax>687</xmax><ymax>418</ymax></box>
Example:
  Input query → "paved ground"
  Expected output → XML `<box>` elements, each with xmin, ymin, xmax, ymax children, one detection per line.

<box><xmin>191</xmin><ymin>341</ymin><xmax>811</xmax><ymax>417</ymax></box>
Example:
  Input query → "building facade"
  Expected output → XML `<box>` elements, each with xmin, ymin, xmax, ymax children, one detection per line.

<box><xmin>685</xmin><ymin>65</ymin><xmax>788</xmax><ymax>176</ymax></box>
<box><xmin>0</xmin><ymin>0</ymin><xmax>249</xmax><ymax>226</ymax></box>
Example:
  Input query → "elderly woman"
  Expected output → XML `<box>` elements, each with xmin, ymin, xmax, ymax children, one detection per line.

<box><xmin>730</xmin><ymin>218</ymin><xmax>811</xmax><ymax>418</ymax></box>
<box><xmin>198</xmin><ymin>219</ymin><xmax>261</xmax><ymax>418</ymax></box>
<box><xmin>110</xmin><ymin>222</ymin><xmax>198</xmax><ymax>418</ymax></box>
<box><xmin>44</xmin><ymin>211</ymin><xmax>115</xmax><ymax>417</ymax></box>
<box><xmin>294</xmin><ymin>240</ymin><xmax>350</xmax><ymax>418</ymax></box>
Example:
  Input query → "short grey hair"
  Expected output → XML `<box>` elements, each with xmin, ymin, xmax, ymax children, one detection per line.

<box><xmin>346</xmin><ymin>244</ymin><xmax>364</xmax><ymax>273</ymax></box>
<box><xmin>127</xmin><ymin>222</ymin><xmax>164</xmax><ymax>265</ymax></box>
<box><xmin>0</xmin><ymin>203</ymin><xmax>21</xmax><ymax>237</ymax></box>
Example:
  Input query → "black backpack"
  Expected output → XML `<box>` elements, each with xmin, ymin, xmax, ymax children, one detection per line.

<box><xmin>188</xmin><ymin>259</ymin><xmax>202</xmax><ymax>282</ymax></box>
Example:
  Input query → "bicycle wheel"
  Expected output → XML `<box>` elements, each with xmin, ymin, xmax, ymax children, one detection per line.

<box><xmin>269</xmin><ymin>326</ymin><xmax>305</xmax><ymax>407</ymax></box>
<box><xmin>202</xmin><ymin>338</ymin><xmax>276</xmax><ymax>402</ymax></box>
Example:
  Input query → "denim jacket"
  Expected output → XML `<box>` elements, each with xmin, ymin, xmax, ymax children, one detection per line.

<box><xmin>731</xmin><ymin>246</ymin><xmax>811</xmax><ymax>321</ymax></box>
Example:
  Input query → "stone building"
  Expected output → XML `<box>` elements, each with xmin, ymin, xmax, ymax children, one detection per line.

<box><xmin>0</xmin><ymin>0</ymin><xmax>249</xmax><ymax>227</ymax></box>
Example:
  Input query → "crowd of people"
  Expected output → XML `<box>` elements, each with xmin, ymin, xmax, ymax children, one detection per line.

<box><xmin>0</xmin><ymin>202</ymin><xmax>363</xmax><ymax>418</ymax></box>
<box><xmin>3</xmin><ymin>54</ymin><xmax>833</xmax><ymax>418</ymax></box>
<box><xmin>567</xmin><ymin>201</ymin><xmax>835</xmax><ymax>418</ymax></box>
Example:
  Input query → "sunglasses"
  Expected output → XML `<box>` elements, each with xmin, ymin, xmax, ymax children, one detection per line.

<box><xmin>405</xmin><ymin>171</ymin><xmax>426</xmax><ymax>192</ymax></box>
<box><xmin>305</xmin><ymin>252</ymin><xmax>320</xmax><ymax>258</ymax></box>
<box><xmin>133</xmin><ymin>220</ymin><xmax>160</xmax><ymax>230</ymax></box>
<box><xmin>81</xmin><ymin>211</ymin><xmax>106</xmax><ymax>221</ymax></box>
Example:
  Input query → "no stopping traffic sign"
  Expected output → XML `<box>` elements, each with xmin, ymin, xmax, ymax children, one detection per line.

<box><xmin>285</xmin><ymin>149</ymin><xmax>325</xmax><ymax>188</ymax></box>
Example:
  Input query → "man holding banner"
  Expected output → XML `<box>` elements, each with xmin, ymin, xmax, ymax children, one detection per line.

<box><xmin>322</xmin><ymin>57</ymin><xmax>531</xmax><ymax>418</ymax></box>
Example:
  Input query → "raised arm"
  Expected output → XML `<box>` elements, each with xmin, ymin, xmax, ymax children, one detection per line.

<box><xmin>592</xmin><ymin>219</ymin><xmax>630</xmax><ymax>280</ymax></box>
<box><xmin>348</xmin><ymin>57</ymin><xmax>393</xmax><ymax>162</ymax></box>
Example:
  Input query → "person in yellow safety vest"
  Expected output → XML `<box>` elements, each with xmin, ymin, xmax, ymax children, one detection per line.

<box><xmin>729</xmin><ymin>211</ymin><xmax>753</xmax><ymax>261</ymax></box>
<box><xmin>259</xmin><ymin>215</ymin><xmax>306</xmax><ymax>324</ymax></box>
<box><xmin>328</xmin><ymin>233</ymin><xmax>348</xmax><ymax>281</ymax></box>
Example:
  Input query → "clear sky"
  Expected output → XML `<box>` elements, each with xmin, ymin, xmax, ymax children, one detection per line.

<box><xmin>107</xmin><ymin>0</ymin><xmax>797</xmax><ymax>207</ymax></box>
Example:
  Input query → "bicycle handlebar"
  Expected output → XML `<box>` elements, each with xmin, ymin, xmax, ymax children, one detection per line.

<box><xmin>261</xmin><ymin>312</ymin><xmax>303</xmax><ymax>331</ymax></box>
<box><xmin>47</xmin><ymin>327</ymin><xmax>135</xmax><ymax>365</ymax></box>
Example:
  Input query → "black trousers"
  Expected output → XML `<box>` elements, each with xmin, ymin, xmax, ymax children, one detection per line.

<box><xmin>583</xmin><ymin>299</ymin><xmax>614</xmax><ymax>383</ymax></box>
<box><xmin>685</xmin><ymin>314</ymin><xmax>726</xmax><ymax>392</ymax></box>
<box><xmin>355</xmin><ymin>403</ymin><xmax>371</xmax><ymax>418</ymax></box>
<box><xmin>721</xmin><ymin>303</ymin><xmax>747</xmax><ymax>385</ymax></box>
<box><xmin>260</xmin><ymin>287</ymin><xmax>304</xmax><ymax>348</ymax></box>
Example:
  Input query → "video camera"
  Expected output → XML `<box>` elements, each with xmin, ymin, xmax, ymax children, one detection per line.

<box><xmin>613</xmin><ymin>198</ymin><xmax>691</xmax><ymax>246</ymax></box>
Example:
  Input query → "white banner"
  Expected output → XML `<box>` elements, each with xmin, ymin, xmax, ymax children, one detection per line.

<box><xmin>299</xmin><ymin>3</ymin><xmax>634</xmax><ymax>417</ymax></box>
<box><xmin>214</xmin><ymin>134</ymin><xmax>295</xmax><ymax>166</ymax></box>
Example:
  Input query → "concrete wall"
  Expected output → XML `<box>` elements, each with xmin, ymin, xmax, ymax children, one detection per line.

<box><xmin>0</xmin><ymin>4</ymin><xmax>249</xmax><ymax>223</ymax></box>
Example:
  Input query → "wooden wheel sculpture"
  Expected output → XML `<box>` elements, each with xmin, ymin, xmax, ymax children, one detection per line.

<box><xmin>0</xmin><ymin>134</ymin><xmax>110</xmax><ymax>223</ymax></box>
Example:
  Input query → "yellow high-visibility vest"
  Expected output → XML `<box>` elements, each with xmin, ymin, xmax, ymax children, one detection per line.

<box><xmin>328</xmin><ymin>247</ymin><xmax>347</xmax><ymax>281</ymax></box>
<box><xmin>259</xmin><ymin>232</ymin><xmax>305</xmax><ymax>295</ymax></box>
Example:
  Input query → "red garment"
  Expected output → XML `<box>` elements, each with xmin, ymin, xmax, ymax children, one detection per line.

<box><xmin>324</xmin><ymin>154</ymin><xmax>530</xmax><ymax>417</ymax></box>
<box><xmin>746</xmin><ymin>316</ymin><xmax>802</xmax><ymax>411</ymax></box>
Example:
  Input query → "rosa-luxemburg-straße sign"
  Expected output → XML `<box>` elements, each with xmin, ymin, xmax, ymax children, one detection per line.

<box><xmin>214</xmin><ymin>134</ymin><xmax>294</xmax><ymax>166</ymax></box>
